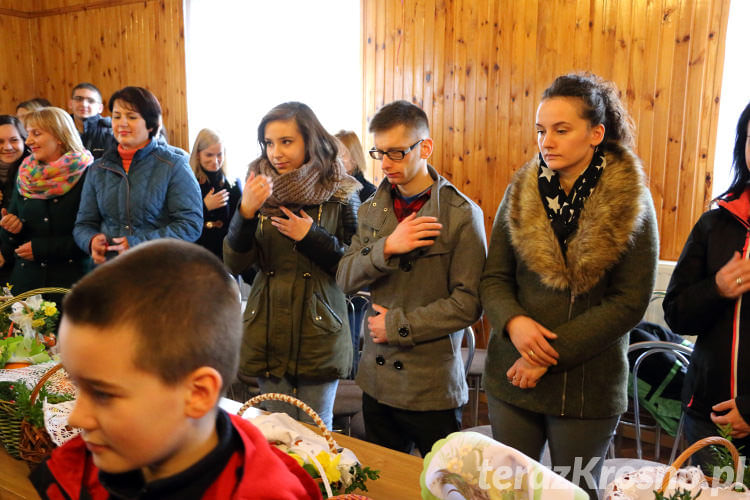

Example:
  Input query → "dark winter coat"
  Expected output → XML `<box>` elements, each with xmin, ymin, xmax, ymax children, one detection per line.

<box><xmin>480</xmin><ymin>144</ymin><xmax>659</xmax><ymax>418</ymax></box>
<box><xmin>224</xmin><ymin>195</ymin><xmax>358</xmax><ymax>382</ymax></box>
<box><xmin>663</xmin><ymin>191</ymin><xmax>750</xmax><ymax>424</ymax></box>
<box><xmin>0</xmin><ymin>174</ymin><xmax>88</xmax><ymax>294</ymax></box>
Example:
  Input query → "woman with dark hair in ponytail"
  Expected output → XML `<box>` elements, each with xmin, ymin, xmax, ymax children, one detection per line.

<box><xmin>480</xmin><ymin>73</ymin><xmax>658</xmax><ymax>496</ymax></box>
<box><xmin>223</xmin><ymin>102</ymin><xmax>360</xmax><ymax>429</ymax></box>
<box><xmin>663</xmin><ymin>101</ymin><xmax>750</xmax><ymax>471</ymax></box>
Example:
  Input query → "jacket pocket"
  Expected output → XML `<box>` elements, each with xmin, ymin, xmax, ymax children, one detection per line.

<box><xmin>243</xmin><ymin>281</ymin><xmax>265</xmax><ymax>326</ymax></box>
<box><xmin>309</xmin><ymin>291</ymin><xmax>343</xmax><ymax>334</ymax></box>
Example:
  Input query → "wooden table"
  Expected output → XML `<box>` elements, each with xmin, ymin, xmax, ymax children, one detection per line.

<box><xmin>0</xmin><ymin>447</ymin><xmax>39</xmax><ymax>499</ymax></box>
<box><xmin>0</xmin><ymin>417</ymin><xmax>423</xmax><ymax>499</ymax></box>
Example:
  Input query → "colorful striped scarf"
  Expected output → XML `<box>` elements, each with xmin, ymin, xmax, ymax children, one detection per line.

<box><xmin>17</xmin><ymin>150</ymin><xmax>93</xmax><ymax>199</ymax></box>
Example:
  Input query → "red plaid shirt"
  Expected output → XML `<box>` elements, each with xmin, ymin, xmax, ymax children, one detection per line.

<box><xmin>391</xmin><ymin>186</ymin><xmax>432</xmax><ymax>222</ymax></box>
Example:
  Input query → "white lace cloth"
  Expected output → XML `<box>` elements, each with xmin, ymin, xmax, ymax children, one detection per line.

<box><xmin>43</xmin><ymin>399</ymin><xmax>80</xmax><ymax>447</ymax></box>
<box><xmin>0</xmin><ymin>361</ymin><xmax>57</xmax><ymax>388</ymax></box>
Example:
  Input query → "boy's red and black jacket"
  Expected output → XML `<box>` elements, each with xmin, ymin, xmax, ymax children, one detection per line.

<box><xmin>29</xmin><ymin>411</ymin><xmax>322</xmax><ymax>500</ymax></box>
<box><xmin>663</xmin><ymin>189</ymin><xmax>750</xmax><ymax>424</ymax></box>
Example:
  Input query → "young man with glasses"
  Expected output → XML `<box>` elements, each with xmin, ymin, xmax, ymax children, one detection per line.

<box><xmin>337</xmin><ymin>100</ymin><xmax>487</xmax><ymax>456</ymax></box>
<box><xmin>69</xmin><ymin>82</ymin><xmax>114</xmax><ymax>158</ymax></box>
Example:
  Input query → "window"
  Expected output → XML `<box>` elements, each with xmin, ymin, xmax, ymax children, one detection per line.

<box><xmin>185</xmin><ymin>1</ymin><xmax>361</xmax><ymax>181</ymax></box>
<box><xmin>712</xmin><ymin>0</ymin><xmax>750</xmax><ymax>198</ymax></box>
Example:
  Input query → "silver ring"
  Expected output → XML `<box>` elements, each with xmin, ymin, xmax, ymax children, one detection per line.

<box><xmin>259</xmin><ymin>182</ymin><xmax>265</xmax><ymax>188</ymax></box>
<box><xmin>738</xmin><ymin>276</ymin><xmax>743</xmax><ymax>286</ymax></box>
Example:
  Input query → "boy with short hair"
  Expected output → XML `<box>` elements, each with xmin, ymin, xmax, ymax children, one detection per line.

<box><xmin>336</xmin><ymin>100</ymin><xmax>487</xmax><ymax>456</ymax></box>
<box><xmin>69</xmin><ymin>83</ymin><xmax>114</xmax><ymax>158</ymax></box>
<box><xmin>31</xmin><ymin>239</ymin><xmax>321</xmax><ymax>499</ymax></box>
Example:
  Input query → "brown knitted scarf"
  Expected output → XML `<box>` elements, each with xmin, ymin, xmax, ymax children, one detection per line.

<box><xmin>249</xmin><ymin>156</ymin><xmax>361</xmax><ymax>217</ymax></box>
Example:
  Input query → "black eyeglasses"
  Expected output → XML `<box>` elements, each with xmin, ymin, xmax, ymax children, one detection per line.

<box><xmin>72</xmin><ymin>96</ymin><xmax>100</xmax><ymax>105</ymax></box>
<box><xmin>369</xmin><ymin>139</ymin><xmax>424</xmax><ymax>161</ymax></box>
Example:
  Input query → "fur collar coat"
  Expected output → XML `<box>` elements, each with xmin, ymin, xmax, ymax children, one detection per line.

<box><xmin>480</xmin><ymin>144</ymin><xmax>659</xmax><ymax>418</ymax></box>
<box><xmin>507</xmin><ymin>144</ymin><xmax>651</xmax><ymax>296</ymax></box>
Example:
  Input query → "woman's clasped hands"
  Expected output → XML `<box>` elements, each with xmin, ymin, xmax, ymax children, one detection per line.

<box><xmin>505</xmin><ymin>315</ymin><xmax>559</xmax><ymax>389</ymax></box>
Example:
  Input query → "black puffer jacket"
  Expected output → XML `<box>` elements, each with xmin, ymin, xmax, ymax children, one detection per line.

<box><xmin>663</xmin><ymin>191</ymin><xmax>750</xmax><ymax>423</ymax></box>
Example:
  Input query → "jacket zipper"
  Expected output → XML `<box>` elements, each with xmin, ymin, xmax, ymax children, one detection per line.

<box><xmin>561</xmin><ymin>291</ymin><xmax>575</xmax><ymax>416</ymax></box>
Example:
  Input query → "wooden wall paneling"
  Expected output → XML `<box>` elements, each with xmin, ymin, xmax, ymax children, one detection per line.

<box><xmin>649</xmin><ymin>0</ymin><xmax>679</xmax><ymax>257</ymax></box>
<box><xmin>473</xmin><ymin>0</ymin><xmax>491</xmax><ymax>218</ymax></box>
<box><xmin>363</xmin><ymin>0</ymin><xmax>377</xmax><ymax>182</ymax></box>
<box><xmin>520</xmin><ymin>2</ymin><xmax>539</xmax><ymax>164</ymax></box>
<box><xmin>462</xmin><ymin>0</ymin><xmax>480</xmax><ymax>194</ymax></box>
<box><xmin>573</xmin><ymin>0</ymin><xmax>593</xmax><ymax>71</ymax></box>
<box><xmin>384</xmin><ymin>1</ymin><xmax>397</xmax><ymax>106</ymax></box>
<box><xmin>700</xmin><ymin>0</ymin><xmax>730</xmax><ymax>208</ymax></box>
<box><xmin>661</xmin><ymin>0</ymin><xmax>695</xmax><ymax>259</ymax></box>
<box><xmin>636</xmin><ymin>0</ymin><xmax>664</xmax><ymax>198</ymax></box>
<box><xmin>557</xmin><ymin>0</ymin><xmax>577</xmax><ymax>75</ymax></box>
<box><xmin>424</xmin><ymin>0</ymin><xmax>435</xmax><ymax>127</ymax></box>
<box><xmin>449</xmin><ymin>0</ymin><xmax>468</xmax><ymax>188</ymax></box>
<box><xmin>0</xmin><ymin>14</ymin><xmax>36</xmax><ymax>113</ymax></box>
<box><xmin>439</xmin><ymin>0</ymin><xmax>455</xmax><ymax>186</ymax></box>
<box><xmin>420</xmin><ymin>0</ymin><xmax>435</xmax><ymax>149</ymax></box>
<box><xmin>611</xmin><ymin>0</ymin><xmax>633</xmax><ymax>100</ymax></box>
<box><xmin>677</xmin><ymin>0</ymin><xmax>712</xmax><ymax>251</ymax></box>
<box><xmin>492</xmin><ymin>0</ymin><xmax>509</xmax><ymax>199</ymax></box>
<box><xmin>429</xmin><ymin>0</ymin><xmax>446</xmax><ymax>190</ymax></box>
<box><xmin>412</xmin><ymin>0</ymin><xmax>425</xmax><ymax>111</ymax></box>
<box><xmin>402</xmin><ymin>0</ymin><xmax>414</xmax><ymax>109</ymax></box>
<box><xmin>507</xmin><ymin>4</ymin><xmax>525</xmax><ymax>181</ymax></box>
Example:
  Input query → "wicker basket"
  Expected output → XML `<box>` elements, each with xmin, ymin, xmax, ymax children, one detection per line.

<box><xmin>0</xmin><ymin>287</ymin><xmax>69</xmax><ymax>461</ymax></box>
<box><xmin>18</xmin><ymin>363</ymin><xmax>66</xmax><ymax>464</ymax></box>
<box><xmin>238</xmin><ymin>393</ymin><xmax>372</xmax><ymax>500</ymax></box>
<box><xmin>0</xmin><ymin>287</ymin><xmax>69</xmax><ymax>314</ymax></box>
<box><xmin>0</xmin><ymin>397</ymin><xmax>22</xmax><ymax>458</ymax></box>
<box><xmin>659</xmin><ymin>436</ymin><xmax>743</xmax><ymax>493</ymax></box>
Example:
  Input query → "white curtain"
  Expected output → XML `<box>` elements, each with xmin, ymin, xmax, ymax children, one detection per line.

<box><xmin>185</xmin><ymin>0</ymin><xmax>362</xmax><ymax>181</ymax></box>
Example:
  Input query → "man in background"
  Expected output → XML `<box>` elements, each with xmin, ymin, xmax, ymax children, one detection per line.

<box><xmin>69</xmin><ymin>82</ymin><xmax>113</xmax><ymax>158</ymax></box>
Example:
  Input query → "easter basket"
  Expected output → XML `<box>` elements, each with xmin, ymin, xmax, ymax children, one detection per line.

<box><xmin>0</xmin><ymin>286</ymin><xmax>67</xmax><ymax>369</ymax></box>
<box><xmin>238</xmin><ymin>393</ymin><xmax>378</xmax><ymax>499</ymax></box>
<box><xmin>605</xmin><ymin>436</ymin><xmax>749</xmax><ymax>499</ymax></box>
<box><xmin>0</xmin><ymin>362</ymin><xmax>74</xmax><ymax>463</ymax></box>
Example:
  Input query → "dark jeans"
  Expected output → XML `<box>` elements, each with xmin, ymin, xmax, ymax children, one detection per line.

<box><xmin>683</xmin><ymin>411</ymin><xmax>750</xmax><ymax>479</ymax></box>
<box><xmin>487</xmin><ymin>393</ymin><xmax>619</xmax><ymax>499</ymax></box>
<box><xmin>362</xmin><ymin>392</ymin><xmax>462</xmax><ymax>457</ymax></box>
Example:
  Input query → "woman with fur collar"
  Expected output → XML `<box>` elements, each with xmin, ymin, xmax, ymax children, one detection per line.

<box><xmin>480</xmin><ymin>73</ymin><xmax>658</xmax><ymax>497</ymax></box>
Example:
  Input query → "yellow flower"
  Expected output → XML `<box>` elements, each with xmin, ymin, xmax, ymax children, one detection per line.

<box><xmin>288</xmin><ymin>452</ymin><xmax>305</xmax><ymax>468</ymax></box>
<box><xmin>315</xmin><ymin>451</ymin><xmax>342</xmax><ymax>483</ymax></box>
<box><xmin>32</xmin><ymin>318</ymin><xmax>45</xmax><ymax>329</ymax></box>
<box><xmin>43</xmin><ymin>304</ymin><xmax>57</xmax><ymax>317</ymax></box>
<box><xmin>5</xmin><ymin>283</ymin><xmax>12</xmax><ymax>290</ymax></box>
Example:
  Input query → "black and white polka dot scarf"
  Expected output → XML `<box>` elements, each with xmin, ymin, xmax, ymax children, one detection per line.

<box><xmin>537</xmin><ymin>150</ymin><xmax>605</xmax><ymax>255</ymax></box>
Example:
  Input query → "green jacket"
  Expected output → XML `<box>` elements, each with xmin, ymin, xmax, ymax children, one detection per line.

<box><xmin>480</xmin><ymin>145</ymin><xmax>659</xmax><ymax>418</ymax></box>
<box><xmin>223</xmin><ymin>199</ymin><xmax>356</xmax><ymax>382</ymax></box>
<box><xmin>0</xmin><ymin>177</ymin><xmax>88</xmax><ymax>294</ymax></box>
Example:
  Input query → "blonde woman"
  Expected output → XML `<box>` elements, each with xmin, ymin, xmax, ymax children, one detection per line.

<box><xmin>189</xmin><ymin>128</ymin><xmax>241</xmax><ymax>260</ymax></box>
<box><xmin>0</xmin><ymin>107</ymin><xmax>93</xmax><ymax>293</ymax></box>
<box><xmin>335</xmin><ymin>130</ymin><xmax>376</xmax><ymax>203</ymax></box>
